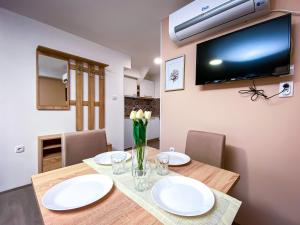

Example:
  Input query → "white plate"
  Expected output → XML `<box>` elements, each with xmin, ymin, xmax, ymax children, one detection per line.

<box><xmin>151</xmin><ymin>176</ymin><xmax>215</xmax><ymax>216</ymax></box>
<box><xmin>163</xmin><ymin>152</ymin><xmax>191</xmax><ymax>166</ymax></box>
<box><xmin>42</xmin><ymin>174</ymin><xmax>113</xmax><ymax>211</ymax></box>
<box><xmin>94</xmin><ymin>151</ymin><xmax>131</xmax><ymax>165</ymax></box>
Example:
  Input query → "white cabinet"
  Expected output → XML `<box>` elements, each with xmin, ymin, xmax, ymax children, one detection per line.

<box><xmin>125</xmin><ymin>78</ymin><xmax>156</xmax><ymax>98</ymax></box>
<box><xmin>124</xmin><ymin>77</ymin><xmax>137</xmax><ymax>97</ymax></box>
<box><xmin>124</xmin><ymin>119</ymin><xmax>134</xmax><ymax>149</ymax></box>
<box><xmin>147</xmin><ymin>117</ymin><xmax>160</xmax><ymax>140</ymax></box>
<box><xmin>140</xmin><ymin>80</ymin><xmax>155</xmax><ymax>98</ymax></box>
<box><xmin>153</xmin><ymin>117</ymin><xmax>160</xmax><ymax>139</ymax></box>
<box><xmin>124</xmin><ymin>117</ymin><xmax>160</xmax><ymax>149</ymax></box>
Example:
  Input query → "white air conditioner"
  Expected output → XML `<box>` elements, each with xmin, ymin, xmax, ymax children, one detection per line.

<box><xmin>169</xmin><ymin>0</ymin><xmax>270</xmax><ymax>44</ymax></box>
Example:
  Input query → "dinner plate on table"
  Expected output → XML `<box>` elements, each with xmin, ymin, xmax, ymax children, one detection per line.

<box><xmin>151</xmin><ymin>176</ymin><xmax>215</xmax><ymax>217</ymax></box>
<box><xmin>162</xmin><ymin>151</ymin><xmax>191</xmax><ymax>166</ymax></box>
<box><xmin>94</xmin><ymin>151</ymin><xmax>131</xmax><ymax>165</ymax></box>
<box><xmin>42</xmin><ymin>174</ymin><xmax>113</xmax><ymax>211</ymax></box>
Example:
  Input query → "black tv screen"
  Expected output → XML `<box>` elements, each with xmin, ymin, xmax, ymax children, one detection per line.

<box><xmin>196</xmin><ymin>14</ymin><xmax>291</xmax><ymax>85</ymax></box>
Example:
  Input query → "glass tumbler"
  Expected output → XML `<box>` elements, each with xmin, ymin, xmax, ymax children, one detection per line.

<box><xmin>156</xmin><ymin>153</ymin><xmax>169</xmax><ymax>176</ymax></box>
<box><xmin>132</xmin><ymin>167</ymin><xmax>150</xmax><ymax>192</ymax></box>
<box><xmin>111</xmin><ymin>152</ymin><xmax>127</xmax><ymax>175</ymax></box>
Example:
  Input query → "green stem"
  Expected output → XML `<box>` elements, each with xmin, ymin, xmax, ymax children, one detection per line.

<box><xmin>136</xmin><ymin>144</ymin><xmax>144</xmax><ymax>170</ymax></box>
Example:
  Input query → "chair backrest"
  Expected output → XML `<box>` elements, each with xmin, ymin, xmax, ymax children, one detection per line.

<box><xmin>62</xmin><ymin>129</ymin><xmax>108</xmax><ymax>166</ymax></box>
<box><xmin>185</xmin><ymin>130</ymin><xmax>225</xmax><ymax>168</ymax></box>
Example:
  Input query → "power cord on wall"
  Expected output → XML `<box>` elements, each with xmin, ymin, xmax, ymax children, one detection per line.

<box><xmin>238</xmin><ymin>80</ymin><xmax>289</xmax><ymax>101</ymax></box>
<box><xmin>237</xmin><ymin>8</ymin><xmax>296</xmax><ymax>101</ymax></box>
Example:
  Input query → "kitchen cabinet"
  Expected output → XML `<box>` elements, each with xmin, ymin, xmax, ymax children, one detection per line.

<box><xmin>140</xmin><ymin>79</ymin><xmax>155</xmax><ymax>98</ymax></box>
<box><xmin>124</xmin><ymin>77</ymin><xmax>137</xmax><ymax>97</ymax></box>
<box><xmin>147</xmin><ymin>117</ymin><xmax>160</xmax><ymax>140</ymax></box>
<box><xmin>124</xmin><ymin>118</ymin><xmax>134</xmax><ymax>149</ymax></box>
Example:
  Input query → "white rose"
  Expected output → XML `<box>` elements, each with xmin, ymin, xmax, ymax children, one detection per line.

<box><xmin>144</xmin><ymin>111</ymin><xmax>152</xmax><ymax>120</ymax></box>
<box><xmin>129</xmin><ymin>111</ymin><xmax>137</xmax><ymax>120</ymax></box>
<box><xmin>136</xmin><ymin>109</ymin><xmax>144</xmax><ymax>119</ymax></box>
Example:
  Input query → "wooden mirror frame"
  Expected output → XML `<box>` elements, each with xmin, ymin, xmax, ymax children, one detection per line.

<box><xmin>36</xmin><ymin>49</ymin><xmax>70</xmax><ymax>110</ymax></box>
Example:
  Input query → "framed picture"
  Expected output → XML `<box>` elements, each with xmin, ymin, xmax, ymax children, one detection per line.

<box><xmin>165</xmin><ymin>55</ymin><xmax>185</xmax><ymax>91</ymax></box>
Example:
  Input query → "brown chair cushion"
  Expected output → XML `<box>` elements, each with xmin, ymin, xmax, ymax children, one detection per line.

<box><xmin>62</xmin><ymin>129</ymin><xmax>108</xmax><ymax>166</ymax></box>
<box><xmin>185</xmin><ymin>130</ymin><xmax>225</xmax><ymax>168</ymax></box>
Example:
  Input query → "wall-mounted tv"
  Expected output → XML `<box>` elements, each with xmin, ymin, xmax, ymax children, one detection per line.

<box><xmin>196</xmin><ymin>14</ymin><xmax>291</xmax><ymax>85</ymax></box>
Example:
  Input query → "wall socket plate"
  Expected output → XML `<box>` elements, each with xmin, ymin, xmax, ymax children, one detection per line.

<box><xmin>15</xmin><ymin>145</ymin><xmax>25</xmax><ymax>153</ymax></box>
<box><xmin>279</xmin><ymin>81</ymin><xmax>294</xmax><ymax>98</ymax></box>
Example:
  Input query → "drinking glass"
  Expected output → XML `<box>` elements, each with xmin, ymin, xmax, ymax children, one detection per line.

<box><xmin>156</xmin><ymin>153</ymin><xmax>169</xmax><ymax>176</ymax></box>
<box><xmin>132</xmin><ymin>167</ymin><xmax>150</xmax><ymax>192</ymax></box>
<box><xmin>111</xmin><ymin>152</ymin><xmax>127</xmax><ymax>175</ymax></box>
<box><xmin>147</xmin><ymin>159</ymin><xmax>157</xmax><ymax>173</ymax></box>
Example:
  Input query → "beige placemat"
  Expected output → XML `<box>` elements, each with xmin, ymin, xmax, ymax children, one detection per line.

<box><xmin>83</xmin><ymin>158</ymin><xmax>241</xmax><ymax>225</ymax></box>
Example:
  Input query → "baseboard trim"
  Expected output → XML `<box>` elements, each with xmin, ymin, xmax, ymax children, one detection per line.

<box><xmin>148</xmin><ymin>138</ymin><xmax>160</xmax><ymax>142</ymax></box>
<box><xmin>0</xmin><ymin>183</ymin><xmax>32</xmax><ymax>195</ymax></box>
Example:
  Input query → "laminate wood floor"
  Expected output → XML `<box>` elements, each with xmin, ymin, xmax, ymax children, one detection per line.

<box><xmin>147</xmin><ymin>139</ymin><xmax>160</xmax><ymax>149</ymax></box>
<box><xmin>0</xmin><ymin>185</ymin><xmax>43</xmax><ymax>225</ymax></box>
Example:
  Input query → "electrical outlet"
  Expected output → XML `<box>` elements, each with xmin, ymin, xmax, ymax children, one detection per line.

<box><xmin>15</xmin><ymin>145</ymin><xmax>25</xmax><ymax>153</ymax></box>
<box><xmin>279</xmin><ymin>81</ymin><xmax>294</xmax><ymax>98</ymax></box>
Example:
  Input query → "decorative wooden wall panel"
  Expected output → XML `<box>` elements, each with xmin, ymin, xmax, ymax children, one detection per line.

<box><xmin>88</xmin><ymin>65</ymin><xmax>95</xmax><ymax>130</ymax></box>
<box><xmin>37</xmin><ymin>46</ymin><xmax>108</xmax><ymax>131</ymax></box>
<box><xmin>99</xmin><ymin>67</ymin><xmax>105</xmax><ymax>129</ymax></box>
<box><xmin>76</xmin><ymin>63</ymin><xmax>84</xmax><ymax>131</ymax></box>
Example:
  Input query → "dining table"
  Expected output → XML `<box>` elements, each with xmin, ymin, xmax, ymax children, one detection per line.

<box><xmin>31</xmin><ymin>147</ymin><xmax>240</xmax><ymax>225</ymax></box>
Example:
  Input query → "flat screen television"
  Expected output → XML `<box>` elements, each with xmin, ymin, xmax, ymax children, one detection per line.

<box><xmin>196</xmin><ymin>14</ymin><xmax>291</xmax><ymax>85</ymax></box>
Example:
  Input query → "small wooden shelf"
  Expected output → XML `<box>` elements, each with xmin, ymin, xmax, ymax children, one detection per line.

<box><xmin>42</xmin><ymin>152</ymin><xmax>62</xmax><ymax>172</ymax></box>
<box><xmin>38</xmin><ymin>133</ymin><xmax>113</xmax><ymax>173</ymax></box>
<box><xmin>38</xmin><ymin>134</ymin><xmax>62</xmax><ymax>173</ymax></box>
<box><xmin>43</xmin><ymin>144</ymin><xmax>61</xmax><ymax>150</ymax></box>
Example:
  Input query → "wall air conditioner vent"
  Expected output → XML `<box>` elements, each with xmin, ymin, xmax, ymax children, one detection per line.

<box><xmin>169</xmin><ymin>0</ymin><xmax>270</xmax><ymax>44</ymax></box>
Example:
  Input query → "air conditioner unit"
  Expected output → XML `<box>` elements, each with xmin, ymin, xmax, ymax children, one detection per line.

<box><xmin>169</xmin><ymin>0</ymin><xmax>270</xmax><ymax>44</ymax></box>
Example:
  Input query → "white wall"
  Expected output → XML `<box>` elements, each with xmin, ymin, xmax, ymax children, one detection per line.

<box><xmin>154</xmin><ymin>75</ymin><xmax>161</xmax><ymax>98</ymax></box>
<box><xmin>0</xmin><ymin>8</ymin><xmax>131</xmax><ymax>192</ymax></box>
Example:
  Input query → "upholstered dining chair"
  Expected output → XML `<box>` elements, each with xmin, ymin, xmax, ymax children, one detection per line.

<box><xmin>185</xmin><ymin>130</ymin><xmax>226</xmax><ymax>168</ymax></box>
<box><xmin>62</xmin><ymin>129</ymin><xmax>108</xmax><ymax>166</ymax></box>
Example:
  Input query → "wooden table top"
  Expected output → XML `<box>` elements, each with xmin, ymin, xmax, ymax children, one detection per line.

<box><xmin>31</xmin><ymin>147</ymin><xmax>240</xmax><ymax>225</ymax></box>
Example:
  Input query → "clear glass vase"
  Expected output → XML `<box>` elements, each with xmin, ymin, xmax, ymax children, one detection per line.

<box><xmin>131</xmin><ymin>142</ymin><xmax>147</xmax><ymax>172</ymax></box>
<box><xmin>131</xmin><ymin>116</ymin><xmax>148</xmax><ymax>191</ymax></box>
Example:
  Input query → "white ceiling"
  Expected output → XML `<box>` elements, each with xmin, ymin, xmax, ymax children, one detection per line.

<box><xmin>0</xmin><ymin>0</ymin><xmax>192</xmax><ymax>76</ymax></box>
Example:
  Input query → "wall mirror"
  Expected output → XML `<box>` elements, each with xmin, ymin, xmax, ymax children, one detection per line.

<box><xmin>37</xmin><ymin>52</ymin><xmax>70</xmax><ymax>110</ymax></box>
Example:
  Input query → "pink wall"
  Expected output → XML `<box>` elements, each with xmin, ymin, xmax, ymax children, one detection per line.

<box><xmin>160</xmin><ymin>1</ymin><xmax>300</xmax><ymax>225</ymax></box>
